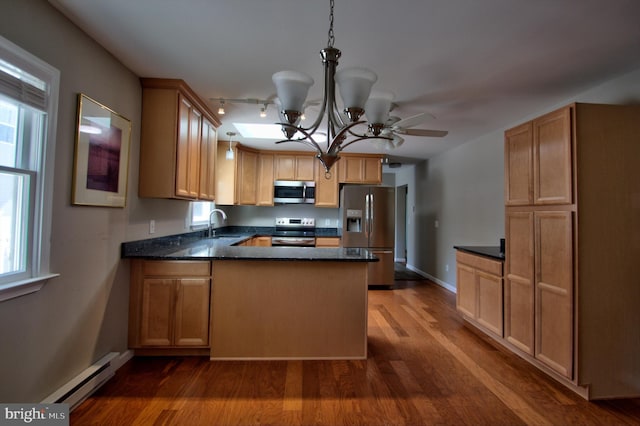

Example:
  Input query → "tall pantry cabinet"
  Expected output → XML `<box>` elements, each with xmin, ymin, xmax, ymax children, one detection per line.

<box><xmin>504</xmin><ymin>103</ymin><xmax>640</xmax><ymax>399</ymax></box>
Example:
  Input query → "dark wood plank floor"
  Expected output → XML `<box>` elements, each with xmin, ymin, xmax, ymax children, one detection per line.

<box><xmin>71</xmin><ymin>280</ymin><xmax>640</xmax><ymax>425</ymax></box>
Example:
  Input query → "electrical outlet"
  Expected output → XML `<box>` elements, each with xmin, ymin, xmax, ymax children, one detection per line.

<box><xmin>434</xmin><ymin>220</ymin><xmax>439</xmax><ymax>228</ymax></box>
<box><xmin>445</xmin><ymin>264</ymin><xmax>449</xmax><ymax>272</ymax></box>
<box><xmin>149</xmin><ymin>219</ymin><xmax>155</xmax><ymax>234</ymax></box>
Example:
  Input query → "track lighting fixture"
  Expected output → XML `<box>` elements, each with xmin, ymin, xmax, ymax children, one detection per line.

<box><xmin>218</xmin><ymin>100</ymin><xmax>225</xmax><ymax>115</ymax></box>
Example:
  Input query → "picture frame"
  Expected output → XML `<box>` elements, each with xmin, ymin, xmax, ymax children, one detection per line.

<box><xmin>71</xmin><ymin>93</ymin><xmax>132</xmax><ymax>207</ymax></box>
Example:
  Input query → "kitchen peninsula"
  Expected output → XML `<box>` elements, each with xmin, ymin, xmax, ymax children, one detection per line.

<box><xmin>122</xmin><ymin>232</ymin><xmax>376</xmax><ymax>360</ymax></box>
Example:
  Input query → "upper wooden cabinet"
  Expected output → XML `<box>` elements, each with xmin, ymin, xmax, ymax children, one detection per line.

<box><xmin>314</xmin><ymin>160</ymin><xmax>339</xmax><ymax>208</ymax></box>
<box><xmin>256</xmin><ymin>153</ymin><xmax>274</xmax><ymax>206</ymax></box>
<box><xmin>215</xmin><ymin>142</ymin><xmax>260</xmax><ymax>206</ymax></box>
<box><xmin>138</xmin><ymin>78</ymin><xmax>220</xmax><ymax>200</ymax></box>
<box><xmin>505</xmin><ymin>106</ymin><xmax>572</xmax><ymax>206</ymax></box>
<box><xmin>338</xmin><ymin>154</ymin><xmax>383</xmax><ymax>184</ymax></box>
<box><xmin>274</xmin><ymin>153</ymin><xmax>315</xmax><ymax>181</ymax></box>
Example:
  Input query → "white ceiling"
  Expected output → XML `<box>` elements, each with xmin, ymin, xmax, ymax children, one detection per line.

<box><xmin>49</xmin><ymin>0</ymin><xmax>640</xmax><ymax>163</ymax></box>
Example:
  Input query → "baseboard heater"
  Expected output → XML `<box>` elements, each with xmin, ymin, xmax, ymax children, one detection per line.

<box><xmin>42</xmin><ymin>352</ymin><xmax>119</xmax><ymax>411</ymax></box>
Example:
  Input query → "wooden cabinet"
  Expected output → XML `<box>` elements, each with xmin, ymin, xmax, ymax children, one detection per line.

<box><xmin>139</xmin><ymin>78</ymin><xmax>220</xmax><ymax>200</ymax></box>
<box><xmin>236</xmin><ymin>148</ymin><xmax>258</xmax><ymax>205</ymax></box>
<box><xmin>314</xmin><ymin>160</ymin><xmax>339</xmax><ymax>208</ymax></box>
<box><xmin>236</xmin><ymin>236</ymin><xmax>272</xmax><ymax>247</ymax></box>
<box><xmin>505</xmin><ymin>107</ymin><xmax>572</xmax><ymax>206</ymax></box>
<box><xmin>315</xmin><ymin>237</ymin><xmax>340</xmax><ymax>247</ymax></box>
<box><xmin>198</xmin><ymin>117</ymin><xmax>217</xmax><ymax>201</ymax></box>
<box><xmin>500</xmin><ymin>103</ymin><xmax>640</xmax><ymax>399</ymax></box>
<box><xmin>129</xmin><ymin>260</ymin><xmax>211</xmax><ymax>353</ymax></box>
<box><xmin>456</xmin><ymin>251</ymin><xmax>504</xmax><ymax>338</ymax></box>
<box><xmin>338</xmin><ymin>154</ymin><xmax>383</xmax><ymax>184</ymax></box>
<box><xmin>274</xmin><ymin>153</ymin><xmax>315</xmax><ymax>181</ymax></box>
<box><xmin>215</xmin><ymin>142</ymin><xmax>260</xmax><ymax>205</ymax></box>
<box><xmin>256</xmin><ymin>153</ymin><xmax>274</xmax><ymax>206</ymax></box>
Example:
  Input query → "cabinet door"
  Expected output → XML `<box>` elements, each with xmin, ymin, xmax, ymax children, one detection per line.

<box><xmin>295</xmin><ymin>155</ymin><xmax>315</xmax><ymax>181</ymax></box>
<box><xmin>315</xmin><ymin>161</ymin><xmax>339</xmax><ymax>207</ymax></box>
<box><xmin>198</xmin><ymin>117</ymin><xmax>217</xmax><ymax>201</ymax></box>
<box><xmin>256</xmin><ymin>153</ymin><xmax>274</xmax><ymax>206</ymax></box>
<box><xmin>315</xmin><ymin>237</ymin><xmax>341</xmax><ymax>247</ymax></box>
<box><xmin>368</xmin><ymin>249</ymin><xmax>394</xmax><ymax>286</ymax></box>
<box><xmin>456</xmin><ymin>263</ymin><xmax>477</xmax><ymax>318</ymax></box>
<box><xmin>237</xmin><ymin>149</ymin><xmax>258</xmax><ymax>205</ymax></box>
<box><xmin>363</xmin><ymin>156</ymin><xmax>382</xmax><ymax>184</ymax></box>
<box><xmin>504</xmin><ymin>210</ymin><xmax>535</xmax><ymax>354</ymax></box>
<box><xmin>175</xmin><ymin>95</ymin><xmax>201</xmax><ymax>199</ymax></box>
<box><xmin>339</xmin><ymin>156</ymin><xmax>365</xmax><ymax>183</ymax></box>
<box><xmin>140</xmin><ymin>279</ymin><xmax>174</xmax><ymax>346</ymax></box>
<box><xmin>174</xmin><ymin>278</ymin><xmax>210</xmax><ymax>346</ymax></box>
<box><xmin>533</xmin><ymin>107</ymin><xmax>572</xmax><ymax>205</ymax></box>
<box><xmin>477</xmin><ymin>271</ymin><xmax>503</xmax><ymax>337</ymax></box>
<box><xmin>274</xmin><ymin>154</ymin><xmax>295</xmax><ymax>180</ymax></box>
<box><xmin>505</xmin><ymin>122</ymin><xmax>533</xmax><ymax>206</ymax></box>
<box><xmin>535</xmin><ymin>211</ymin><xmax>574</xmax><ymax>379</ymax></box>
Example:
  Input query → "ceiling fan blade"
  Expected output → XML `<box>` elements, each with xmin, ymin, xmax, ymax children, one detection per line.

<box><xmin>401</xmin><ymin>128</ymin><xmax>449</xmax><ymax>137</ymax></box>
<box><xmin>391</xmin><ymin>112</ymin><xmax>427</xmax><ymax>130</ymax></box>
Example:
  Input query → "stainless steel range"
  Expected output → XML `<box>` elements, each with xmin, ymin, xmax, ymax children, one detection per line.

<box><xmin>271</xmin><ymin>217</ymin><xmax>316</xmax><ymax>247</ymax></box>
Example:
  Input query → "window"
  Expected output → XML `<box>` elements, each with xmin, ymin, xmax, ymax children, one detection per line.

<box><xmin>0</xmin><ymin>35</ymin><xmax>59</xmax><ymax>301</ymax></box>
<box><xmin>190</xmin><ymin>201</ymin><xmax>215</xmax><ymax>228</ymax></box>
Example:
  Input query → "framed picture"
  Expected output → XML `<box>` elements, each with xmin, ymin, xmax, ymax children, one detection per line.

<box><xmin>71</xmin><ymin>94</ymin><xmax>132</xmax><ymax>207</ymax></box>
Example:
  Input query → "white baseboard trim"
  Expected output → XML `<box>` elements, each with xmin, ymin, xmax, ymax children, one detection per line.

<box><xmin>42</xmin><ymin>349</ymin><xmax>134</xmax><ymax>411</ymax></box>
<box><xmin>404</xmin><ymin>264</ymin><xmax>456</xmax><ymax>293</ymax></box>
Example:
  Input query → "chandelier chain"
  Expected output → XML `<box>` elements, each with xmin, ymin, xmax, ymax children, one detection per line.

<box><xmin>327</xmin><ymin>0</ymin><xmax>335</xmax><ymax>47</ymax></box>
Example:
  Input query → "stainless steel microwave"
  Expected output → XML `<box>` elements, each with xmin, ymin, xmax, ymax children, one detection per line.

<box><xmin>273</xmin><ymin>180</ymin><xmax>315</xmax><ymax>204</ymax></box>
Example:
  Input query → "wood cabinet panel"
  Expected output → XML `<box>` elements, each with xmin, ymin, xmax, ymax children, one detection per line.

<box><xmin>140</xmin><ymin>279</ymin><xmax>174</xmax><ymax>346</ymax></box>
<box><xmin>315</xmin><ymin>237</ymin><xmax>341</xmax><ymax>247</ymax></box>
<box><xmin>198</xmin><ymin>117</ymin><xmax>217</xmax><ymax>200</ymax></box>
<box><xmin>533</xmin><ymin>107</ymin><xmax>572</xmax><ymax>205</ymax></box>
<box><xmin>504</xmin><ymin>211</ymin><xmax>535</xmax><ymax>354</ymax></box>
<box><xmin>315</xmin><ymin>161</ymin><xmax>339</xmax><ymax>207</ymax></box>
<box><xmin>456</xmin><ymin>263</ymin><xmax>477</xmax><ymax>318</ymax></box>
<box><xmin>256</xmin><ymin>153</ymin><xmax>274</xmax><ymax>206</ymax></box>
<box><xmin>477</xmin><ymin>270</ymin><xmax>503</xmax><ymax>336</ymax></box>
<box><xmin>505</xmin><ymin>122</ymin><xmax>533</xmax><ymax>205</ymax></box>
<box><xmin>535</xmin><ymin>211</ymin><xmax>573</xmax><ymax>378</ymax></box>
<box><xmin>237</xmin><ymin>149</ymin><xmax>258</xmax><ymax>205</ymax></box>
<box><xmin>174</xmin><ymin>278</ymin><xmax>210</xmax><ymax>346</ymax></box>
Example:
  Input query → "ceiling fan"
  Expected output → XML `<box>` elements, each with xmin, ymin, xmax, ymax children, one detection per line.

<box><xmin>369</xmin><ymin>112</ymin><xmax>449</xmax><ymax>150</ymax></box>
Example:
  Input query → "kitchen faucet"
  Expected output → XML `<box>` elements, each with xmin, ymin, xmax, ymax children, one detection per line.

<box><xmin>208</xmin><ymin>209</ymin><xmax>228</xmax><ymax>238</ymax></box>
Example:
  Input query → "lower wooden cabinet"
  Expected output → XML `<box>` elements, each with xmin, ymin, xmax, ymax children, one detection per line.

<box><xmin>315</xmin><ymin>237</ymin><xmax>341</xmax><ymax>247</ymax></box>
<box><xmin>456</xmin><ymin>250</ymin><xmax>504</xmax><ymax>338</ymax></box>
<box><xmin>129</xmin><ymin>260</ymin><xmax>211</xmax><ymax>352</ymax></box>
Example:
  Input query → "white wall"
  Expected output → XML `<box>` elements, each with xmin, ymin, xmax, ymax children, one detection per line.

<box><xmin>0</xmin><ymin>0</ymin><xmax>191</xmax><ymax>402</ymax></box>
<box><xmin>403</xmin><ymin>66</ymin><xmax>640</xmax><ymax>289</ymax></box>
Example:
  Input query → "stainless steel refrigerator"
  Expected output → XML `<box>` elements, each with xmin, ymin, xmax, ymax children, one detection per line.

<box><xmin>341</xmin><ymin>185</ymin><xmax>395</xmax><ymax>287</ymax></box>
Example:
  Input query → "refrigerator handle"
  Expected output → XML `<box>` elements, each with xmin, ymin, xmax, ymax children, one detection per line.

<box><xmin>365</xmin><ymin>194</ymin><xmax>370</xmax><ymax>236</ymax></box>
<box><xmin>369</xmin><ymin>193</ymin><xmax>374</xmax><ymax>236</ymax></box>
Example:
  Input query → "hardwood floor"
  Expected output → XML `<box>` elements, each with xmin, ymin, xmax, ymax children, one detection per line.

<box><xmin>72</xmin><ymin>280</ymin><xmax>640</xmax><ymax>425</ymax></box>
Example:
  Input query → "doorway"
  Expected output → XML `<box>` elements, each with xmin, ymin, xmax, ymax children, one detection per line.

<box><xmin>396</xmin><ymin>184</ymin><xmax>408</xmax><ymax>263</ymax></box>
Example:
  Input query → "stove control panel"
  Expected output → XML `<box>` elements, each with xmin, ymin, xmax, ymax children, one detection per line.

<box><xmin>275</xmin><ymin>217</ymin><xmax>315</xmax><ymax>227</ymax></box>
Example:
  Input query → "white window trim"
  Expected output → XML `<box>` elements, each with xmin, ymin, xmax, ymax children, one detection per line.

<box><xmin>0</xmin><ymin>35</ymin><xmax>60</xmax><ymax>302</ymax></box>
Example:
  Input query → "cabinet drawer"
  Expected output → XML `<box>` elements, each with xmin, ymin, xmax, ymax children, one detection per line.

<box><xmin>142</xmin><ymin>260</ymin><xmax>211</xmax><ymax>277</ymax></box>
<box><xmin>456</xmin><ymin>252</ymin><xmax>503</xmax><ymax>276</ymax></box>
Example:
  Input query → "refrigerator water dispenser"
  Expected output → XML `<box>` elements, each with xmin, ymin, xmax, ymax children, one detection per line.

<box><xmin>346</xmin><ymin>209</ymin><xmax>362</xmax><ymax>232</ymax></box>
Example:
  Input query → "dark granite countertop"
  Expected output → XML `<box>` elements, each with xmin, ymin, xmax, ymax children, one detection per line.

<box><xmin>454</xmin><ymin>245</ymin><xmax>505</xmax><ymax>261</ymax></box>
<box><xmin>121</xmin><ymin>228</ymin><xmax>372</xmax><ymax>262</ymax></box>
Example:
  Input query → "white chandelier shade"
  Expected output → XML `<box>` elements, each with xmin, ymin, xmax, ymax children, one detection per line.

<box><xmin>272</xmin><ymin>71</ymin><xmax>314</xmax><ymax>112</ymax></box>
<box><xmin>365</xmin><ymin>91</ymin><xmax>395</xmax><ymax>125</ymax></box>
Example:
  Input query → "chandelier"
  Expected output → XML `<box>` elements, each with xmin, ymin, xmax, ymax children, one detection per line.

<box><xmin>272</xmin><ymin>0</ymin><xmax>393</xmax><ymax>176</ymax></box>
